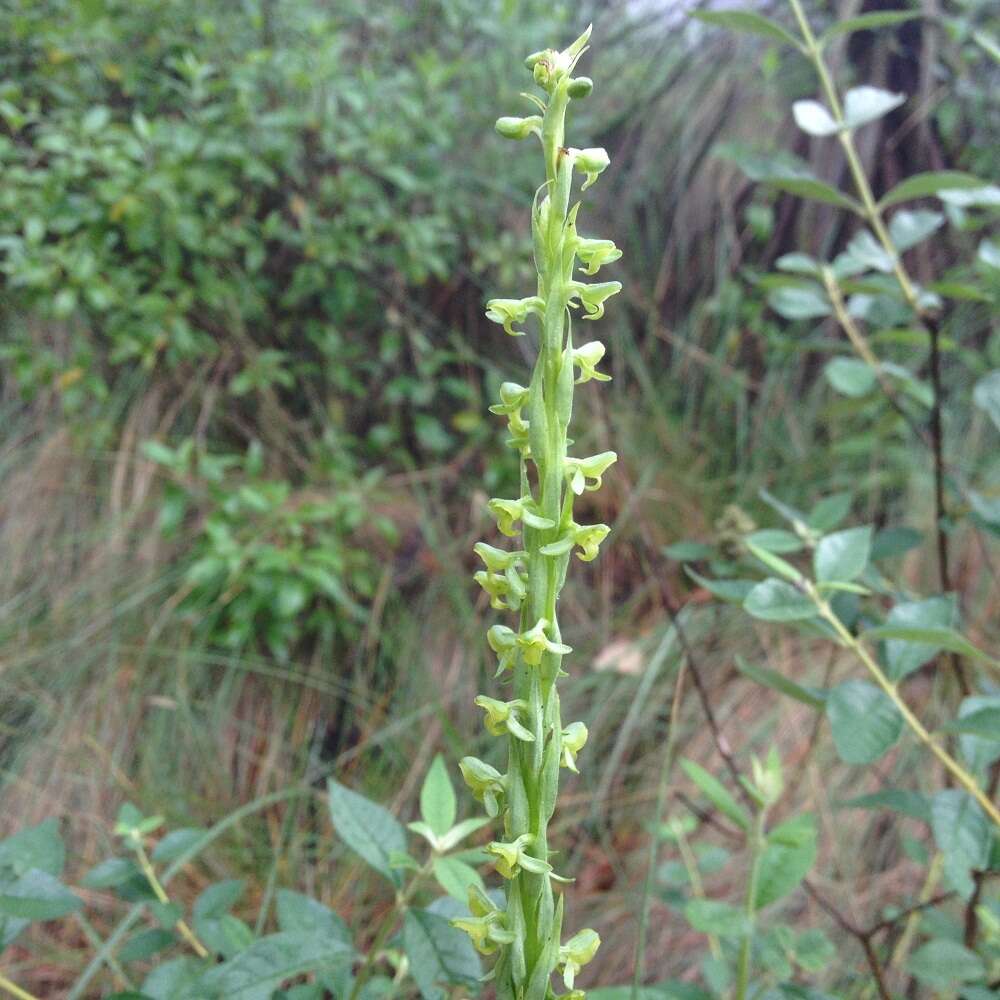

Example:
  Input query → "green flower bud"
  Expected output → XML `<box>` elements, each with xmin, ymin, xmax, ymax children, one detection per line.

<box><xmin>575</xmin><ymin>235</ymin><xmax>621</xmax><ymax>276</ymax></box>
<box><xmin>495</xmin><ymin>115</ymin><xmax>543</xmax><ymax>140</ymax></box>
<box><xmin>485</xmin><ymin>296</ymin><xmax>544</xmax><ymax>336</ymax></box>
<box><xmin>564</xmin><ymin>451</ymin><xmax>617</xmax><ymax>494</ymax></box>
<box><xmin>567</xmin><ymin>76</ymin><xmax>593</xmax><ymax>99</ymax></box>
<box><xmin>460</xmin><ymin>756</ymin><xmax>506</xmax><ymax>818</ymax></box>
<box><xmin>558</xmin><ymin>928</ymin><xmax>600</xmax><ymax>990</ymax></box>
<box><xmin>518</xmin><ymin>618</ymin><xmax>572</xmax><ymax>666</ymax></box>
<box><xmin>488</xmin><ymin>495</ymin><xmax>555</xmax><ymax>537</ymax></box>
<box><xmin>487</xmin><ymin>623</ymin><xmax>519</xmax><ymax>675</ymax></box>
<box><xmin>569</xmin><ymin>146</ymin><xmax>610</xmax><ymax>191</ymax></box>
<box><xmin>569</xmin><ymin>279</ymin><xmax>621</xmax><ymax>320</ymax></box>
<box><xmin>751</xmin><ymin>746</ymin><xmax>784</xmax><ymax>806</ymax></box>
<box><xmin>561</xmin><ymin>721</ymin><xmax>588</xmax><ymax>772</ymax></box>
<box><xmin>487</xmin><ymin>833</ymin><xmax>552</xmax><ymax>879</ymax></box>
<box><xmin>539</xmin><ymin>522</ymin><xmax>611</xmax><ymax>563</ymax></box>
<box><xmin>475</xmin><ymin>695</ymin><xmax>535</xmax><ymax>742</ymax></box>
<box><xmin>488</xmin><ymin>381</ymin><xmax>530</xmax><ymax>415</ymax></box>
<box><xmin>568</xmin><ymin>341</ymin><xmax>611</xmax><ymax>383</ymax></box>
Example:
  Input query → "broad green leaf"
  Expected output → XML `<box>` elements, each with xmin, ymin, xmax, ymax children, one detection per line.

<box><xmin>141</xmin><ymin>957</ymin><xmax>209</xmax><ymax>1000</ymax></box>
<box><xmin>878</xmin><ymin>171</ymin><xmax>987</xmax><ymax>208</ymax></box>
<box><xmin>685</xmin><ymin>569</ymin><xmax>755</xmax><ymax>604</ymax></box>
<box><xmin>420</xmin><ymin>755</ymin><xmax>456</xmax><ymax>837</ymax></box>
<box><xmin>888</xmin><ymin>209</ymin><xmax>944</xmax><ymax>252</ymax></box>
<box><xmin>744</xmin><ymin>579</ymin><xmax>816</xmax><ymax>622</ymax></box>
<box><xmin>197</xmin><ymin>931</ymin><xmax>352</xmax><ymax>998</ymax></box>
<box><xmin>951</xmin><ymin>696</ymin><xmax>1000</xmax><ymax>772</ymax></box>
<box><xmin>81</xmin><ymin>857</ymin><xmax>138</xmax><ymax>889</ymax></box>
<box><xmin>0</xmin><ymin>819</ymin><xmax>65</xmax><ymax>877</ymax></box>
<box><xmin>842</xmin><ymin>86</ymin><xmax>904</xmax><ymax>129</ymax></box>
<box><xmin>940</xmin><ymin>185</ymin><xmax>1000</xmax><ymax>207</ymax></box>
<box><xmin>736</xmin><ymin>657</ymin><xmax>826</xmax><ymax>710</ymax></box>
<box><xmin>403</xmin><ymin>908</ymin><xmax>480</xmax><ymax>1000</ymax></box>
<box><xmin>814</xmin><ymin>526</ymin><xmax>872</xmax><ymax>583</ymax></box>
<box><xmin>0</xmin><ymin>869</ymin><xmax>82</xmax><ymax>920</ymax></box>
<box><xmin>768</xmin><ymin>284</ymin><xmax>831</xmax><ymax>320</ymax></box>
<box><xmin>193</xmin><ymin>880</ymin><xmax>245</xmax><ymax>920</ymax></box>
<box><xmin>973</xmin><ymin>370</ymin><xmax>1000</xmax><ymax>432</ymax></box>
<box><xmin>842</xmin><ymin>229</ymin><xmax>895</xmax><ymax>273</ymax></box>
<box><xmin>876</xmin><ymin>595</ymin><xmax>957</xmax><ymax>680</ymax></box>
<box><xmin>755</xmin><ymin>815</ymin><xmax>817</xmax><ymax>909</ymax></box>
<box><xmin>793</xmin><ymin>928</ymin><xmax>836</xmax><ymax>972</ymax></box>
<box><xmin>684</xmin><ymin>899</ymin><xmax>750</xmax><ymax>938</ymax></box>
<box><xmin>870</xmin><ymin>526</ymin><xmax>922</xmax><ymax>561</ymax></box>
<box><xmin>825</xmin><ymin>358</ymin><xmax>875</xmax><ymax>397</ymax></box>
<box><xmin>680</xmin><ymin>759</ymin><xmax>750</xmax><ymax>831</ymax></box>
<box><xmin>792</xmin><ymin>100</ymin><xmax>838</xmax><ymax>137</ymax></box>
<box><xmin>327</xmin><ymin>779</ymin><xmax>407</xmax><ymax>886</ymax></box>
<box><xmin>866</xmin><ymin>624</ymin><xmax>995</xmax><ymax>670</ymax></box>
<box><xmin>765</xmin><ymin>177</ymin><xmax>861</xmax><ymax>211</ymax></box>
<box><xmin>806</xmin><ymin>493</ymin><xmax>853</xmax><ymax>533</ymax></box>
<box><xmin>979</xmin><ymin>239</ymin><xmax>1000</xmax><ymax>270</ymax></box>
<box><xmin>663</xmin><ymin>540</ymin><xmax>714</xmax><ymax>561</ymax></box>
<box><xmin>151</xmin><ymin>829</ymin><xmax>208</xmax><ymax>865</ymax></box>
<box><xmin>118</xmin><ymin>928</ymin><xmax>176</xmax><ymax>963</ymax></box>
<box><xmin>837</xmin><ymin>789</ymin><xmax>931</xmax><ymax>823</ymax></box>
<box><xmin>275</xmin><ymin>890</ymin><xmax>352</xmax><ymax>947</ymax></box>
<box><xmin>776</xmin><ymin>253</ymin><xmax>820</xmax><ymax>274</ymax></box>
<box><xmin>826</xmin><ymin>680</ymin><xmax>902</xmax><ymax>764</ymax></box>
<box><xmin>907</xmin><ymin>939</ymin><xmax>985</xmax><ymax>987</ymax></box>
<box><xmin>432</xmin><ymin>856</ymin><xmax>485</xmax><ymax>902</ymax></box>
<box><xmin>931</xmin><ymin>790</ymin><xmax>992</xmax><ymax>899</ymax></box>
<box><xmin>745</xmin><ymin>529</ymin><xmax>803</xmax><ymax>554</ymax></box>
<box><xmin>691</xmin><ymin>10</ymin><xmax>802</xmax><ymax>49</ymax></box>
<box><xmin>820</xmin><ymin>10</ymin><xmax>922</xmax><ymax>42</ymax></box>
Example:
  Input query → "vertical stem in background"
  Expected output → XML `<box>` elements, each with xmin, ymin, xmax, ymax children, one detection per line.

<box><xmin>786</xmin><ymin>0</ymin><xmax>968</xmax><ymax>694</ymax></box>
<box><xmin>734</xmin><ymin>808</ymin><xmax>767</xmax><ymax>1000</ymax></box>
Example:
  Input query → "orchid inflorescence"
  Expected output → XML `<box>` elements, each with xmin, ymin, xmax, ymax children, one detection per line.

<box><xmin>455</xmin><ymin>24</ymin><xmax>620</xmax><ymax>1000</ymax></box>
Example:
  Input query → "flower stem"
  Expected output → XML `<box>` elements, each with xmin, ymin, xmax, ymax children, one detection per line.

<box><xmin>133</xmin><ymin>843</ymin><xmax>208</xmax><ymax>959</ymax></box>
<box><xmin>735</xmin><ymin>807</ymin><xmax>768</xmax><ymax>1000</ymax></box>
<box><xmin>0</xmin><ymin>973</ymin><xmax>41</xmax><ymax>1000</ymax></box>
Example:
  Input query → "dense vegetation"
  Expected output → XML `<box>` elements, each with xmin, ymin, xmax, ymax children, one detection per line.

<box><xmin>1</xmin><ymin>0</ymin><xmax>999</xmax><ymax>997</ymax></box>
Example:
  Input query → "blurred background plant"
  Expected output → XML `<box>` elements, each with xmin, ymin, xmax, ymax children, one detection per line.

<box><xmin>0</xmin><ymin>0</ymin><xmax>998</xmax><ymax>996</ymax></box>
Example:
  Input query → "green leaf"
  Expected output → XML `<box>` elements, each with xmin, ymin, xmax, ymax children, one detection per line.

<box><xmin>842</xmin><ymin>86</ymin><xmax>905</xmax><ymax>129</ymax></box>
<box><xmin>140</xmin><ymin>957</ymin><xmax>210</xmax><ymax>1000</ymax></box>
<box><xmin>736</xmin><ymin>657</ymin><xmax>826</xmax><ymax>710</ymax></box>
<box><xmin>888</xmin><ymin>209</ymin><xmax>944</xmax><ymax>252</ymax></box>
<box><xmin>764</xmin><ymin>177</ymin><xmax>861</xmax><ymax>211</ymax></box>
<box><xmin>663</xmin><ymin>540</ymin><xmax>714</xmax><ymax>561</ymax></box>
<box><xmin>973</xmin><ymin>371</ymin><xmax>1000</xmax><ymax>432</ymax></box>
<box><xmin>745</xmin><ymin>529</ymin><xmax>803</xmax><ymax>554</ymax></box>
<box><xmin>806</xmin><ymin>494</ymin><xmax>853</xmax><ymax>533</ymax></box>
<box><xmin>814</xmin><ymin>526</ymin><xmax>872</xmax><ymax>583</ymax></box>
<box><xmin>680</xmin><ymin>759</ymin><xmax>750</xmax><ymax>831</ymax></box>
<box><xmin>745</xmin><ymin>542</ymin><xmax>801</xmax><ymax>582</ymax></box>
<box><xmin>327</xmin><ymin>779</ymin><xmax>407</xmax><ymax>886</ymax></box>
<box><xmin>420</xmin><ymin>755</ymin><xmax>456</xmax><ymax>837</ymax></box>
<box><xmin>685</xmin><ymin>569</ymin><xmax>755</xmax><ymax>604</ymax></box>
<box><xmin>403</xmin><ymin>908</ymin><xmax>480</xmax><ymax>1000</ymax></box>
<box><xmin>866</xmin><ymin>625</ymin><xmax>995</xmax><ymax>670</ymax></box>
<box><xmin>952</xmin><ymin>696</ymin><xmax>1000</xmax><ymax>772</ymax></box>
<box><xmin>81</xmin><ymin>857</ymin><xmax>138</xmax><ymax>889</ymax></box>
<box><xmin>198</xmin><ymin>932</ymin><xmax>352</xmax><ymax>998</ymax></box>
<box><xmin>119</xmin><ymin>928</ymin><xmax>176</xmax><ymax>963</ymax></box>
<box><xmin>930</xmin><ymin>790</ymin><xmax>992</xmax><ymax>899</ymax></box>
<box><xmin>768</xmin><ymin>284</ymin><xmax>831</xmax><ymax>320</ymax></box>
<box><xmin>793</xmin><ymin>928</ymin><xmax>836</xmax><ymax>972</ymax></box>
<box><xmin>907</xmin><ymin>939</ymin><xmax>986</xmax><ymax>987</ymax></box>
<box><xmin>826</xmin><ymin>680</ymin><xmax>902</xmax><ymax>764</ymax></box>
<box><xmin>792</xmin><ymin>100</ymin><xmax>839</xmax><ymax>137</ymax></box>
<box><xmin>876</xmin><ymin>595</ymin><xmax>956</xmax><ymax>680</ymax></box>
<box><xmin>820</xmin><ymin>11</ymin><xmax>922</xmax><ymax>42</ymax></box>
<box><xmin>275</xmin><ymin>890</ymin><xmax>352</xmax><ymax>947</ymax></box>
<box><xmin>691</xmin><ymin>10</ymin><xmax>802</xmax><ymax>49</ymax></box>
<box><xmin>755</xmin><ymin>815</ymin><xmax>817</xmax><ymax>909</ymax></box>
<box><xmin>151</xmin><ymin>829</ymin><xmax>208</xmax><ymax>865</ymax></box>
<box><xmin>979</xmin><ymin>239</ymin><xmax>1000</xmax><ymax>270</ymax></box>
<box><xmin>0</xmin><ymin>819</ymin><xmax>65</xmax><ymax>877</ymax></box>
<box><xmin>685</xmin><ymin>899</ymin><xmax>750</xmax><ymax>938</ymax></box>
<box><xmin>837</xmin><ymin>789</ymin><xmax>931</xmax><ymax>823</ymax></box>
<box><xmin>825</xmin><ymin>358</ymin><xmax>876</xmax><ymax>397</ymax></box>
<box><xmin>432</xmin><ymin>856</ymin><xmax>485</xmax><ymax>902</ymax></box>
<box><xmin>878</xmin><ymin>171</ymin><xmax>987</xmax><ymax>208</ymax></box>
<box><xmin>744</xmin><ymin>579</ymin><xmax>816</xmax><ymax>622</ymax></box>
<box><xmin>943</xmin><ymin>705</ymin><xmax>1000</xmax><ymax>740</ymax></box>
<box><xmin>0</xmin><ymin>869</ymin><xmax>82</xmax><ymax>920</ymax></box>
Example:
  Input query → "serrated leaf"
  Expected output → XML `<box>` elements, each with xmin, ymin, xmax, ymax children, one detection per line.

<box><xmin>403</xmin><ymin>908</ymin><xmax>480</xmax><ymax>1000</ymax></box>
<box><xmin>680</xmin><ymin>759</ymin><xmax>750</xmax><ymax>831</ymax></box>
<box><xmin>814</xmin><ymin>526</ymin><xmax>872</xmax><ymax>582</ymax></box>
<box><xmin>879</xmin><ymin>171</ymin><xmax>987</xmax><ymax>208</ymax></box>
<box><xmin>691</xmin><ymin>9</ymin><xmax>801</xmax><ymax>47</ymax></box>
<box><xmin>826</xmin><ymin>680</ymin><xmax>902</xmax><ymax>764</ymax></box>
<box><xmin>420</xmin><ymin>755</ymin><xmax>456</xmax><ymax>837</ymax></box>
<box><xmin>931</xmin><ymin>790</ymin><xmax>992</xmax><ymax>899</ymax></box>
<box><xmin>327</xmin><ymin>779</ymin><xmax>407</xmax><ymax>886</ymax></box>
<box><xmin>842</xmin><ymin>86</ymin><xmax>905</xmax><ymax>129</ymax></box>
<box><xmin>792</xmin><ymin>100</ymin><xmax>839</xmax><ymax>137</ymax></box>
<box><xmin>744</xmin><ymin>579</ymin><xmax>816</xmax><ymax>622</ymax></box>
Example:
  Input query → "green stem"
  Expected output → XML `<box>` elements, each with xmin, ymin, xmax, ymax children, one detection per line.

<box><xmin>0</xmin><ymin>973</ymin><xmax>41</xmax><ymax>1000</ymax></box>
<box><xmin>735</xmin><ymin>808</ymin><xmax>768</xmax><ymax>1000</ymax></box>
<box><xmin>133</xmin><ymin>842</ymin><xmax>209</xmax><ymax>959</ymax></box>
